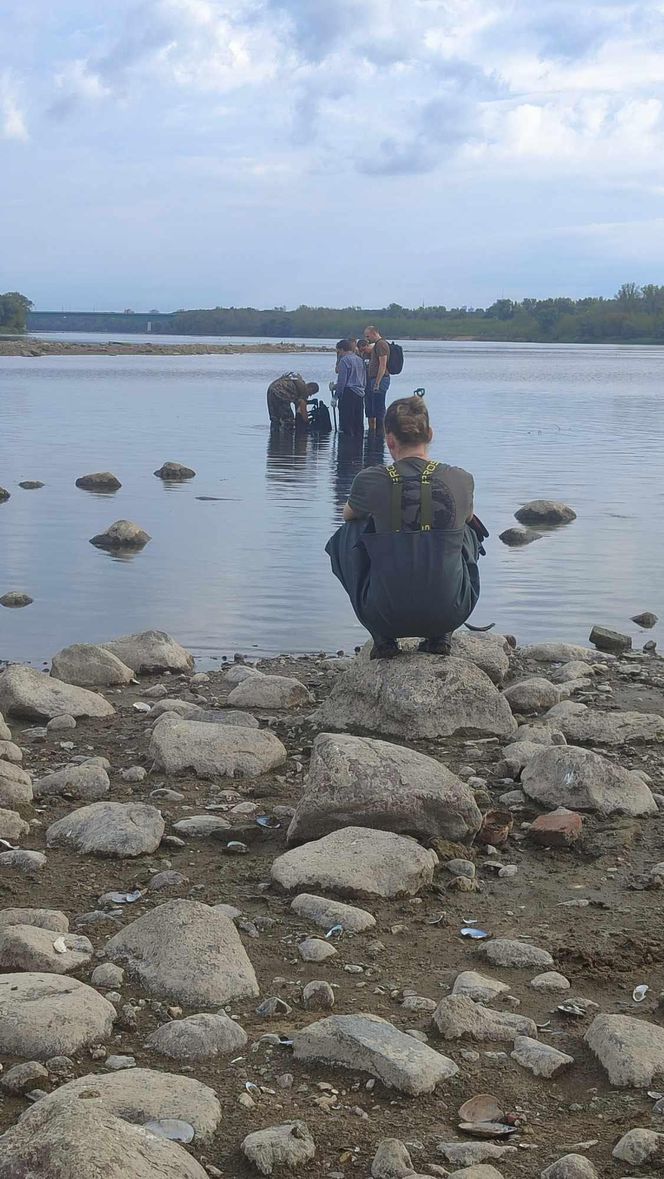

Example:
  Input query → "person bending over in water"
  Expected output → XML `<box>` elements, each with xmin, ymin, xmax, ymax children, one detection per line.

<box><xmin>326</xmin><ymin>395</ymin><xmax>487</xmax><ymax>659</ymax></box>
<box><xmin>267</xmin><ymin>373</ymin><xmax>319</xmax><ymax>429</ymax></box>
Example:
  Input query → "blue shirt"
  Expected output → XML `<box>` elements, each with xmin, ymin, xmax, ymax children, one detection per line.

<box><xmin>336</xmin><ymin>352</ymin><xmax>366</xmax><ymax>398</ymax></box>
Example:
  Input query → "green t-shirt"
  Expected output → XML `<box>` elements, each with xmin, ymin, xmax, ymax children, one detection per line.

<box><xmin>348</xmin><ymin>457</ymin><xmax>474</xmax><ymax>533</ymax></box>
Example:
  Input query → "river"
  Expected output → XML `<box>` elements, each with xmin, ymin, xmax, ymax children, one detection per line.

<box><xmin>1</xmin><ymin>338</ymin><xmax>663</xmax><ymax>665</ymax></box>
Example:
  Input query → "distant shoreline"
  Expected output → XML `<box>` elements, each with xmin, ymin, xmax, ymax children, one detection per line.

<box><xmin>0</xmin><ymin>338</ymin><xmax>333</xmax><ymax>357</ymax></box>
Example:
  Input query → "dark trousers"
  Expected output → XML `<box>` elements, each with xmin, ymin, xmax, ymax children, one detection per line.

<box><xmin>339</xmin><ymin>388</ymin><xmax>364</xmax><ymax>435</ymax></box>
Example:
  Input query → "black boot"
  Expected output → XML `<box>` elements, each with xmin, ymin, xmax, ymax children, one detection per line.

<box><xmin>370</xmin><ymin>639</ymin><xmax>400</xmax><ymax>661</ymax></box>
<box><xmin>418</xmin><ymin>634</ymin><xmax>452</xmax><ymax>656</ymax></box>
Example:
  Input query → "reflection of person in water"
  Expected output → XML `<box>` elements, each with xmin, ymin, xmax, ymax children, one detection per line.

<box><xmin>326</xmin><ymin>395</ymin><xmax>487</xmax><ymax>660</ymax></box>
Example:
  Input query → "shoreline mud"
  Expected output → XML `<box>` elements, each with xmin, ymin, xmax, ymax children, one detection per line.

<box><xmin>0</xmin><ymin>632</ymin><xmax>663</xmax><ymax>1177</ymax></box>
<box><xmin>0</xmin><ymin>339</ymin><xmax>332</xmax><ymax>358</ymax></box>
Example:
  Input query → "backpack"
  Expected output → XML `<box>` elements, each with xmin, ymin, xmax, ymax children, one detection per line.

<box><xmin>308</xmin><ymin>399</ymin><xmax>332</xmax><ymax>434</ymax></box>
<box><xmin>387</xmin><ymin>342</ymin><xmax>404</xmax><ymax>374</ymax></box>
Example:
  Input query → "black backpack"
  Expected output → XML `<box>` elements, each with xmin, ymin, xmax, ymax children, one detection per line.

<box><xmin>387</xmin><ymin>341</ymin><xmax>404</xmax><ymax>374</ymax></box>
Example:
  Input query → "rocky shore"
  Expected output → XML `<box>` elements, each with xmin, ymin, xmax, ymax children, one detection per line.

<box><xmin>0</xmin><ymin>339</ymin><xmax>331</xmax><ymax>358</ymax></box>
<box><xmin>0</xmin><ymin>630</ymin><xmax>663</xmax><ymax>1178</ymax></box>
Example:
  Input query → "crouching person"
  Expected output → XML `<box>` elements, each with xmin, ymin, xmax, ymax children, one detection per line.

<box><xmin>325</xmin><ymin>395</ymin><xmax>486</xmax><ymax>659</ymax></box>
<box><xmin>267</xmin><ymin>373</ymin><xmax>319</xmax><ymax>429</ymax></box>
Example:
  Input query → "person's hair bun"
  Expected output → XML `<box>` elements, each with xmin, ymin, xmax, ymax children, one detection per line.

<box><xmin>384</xmin><ymin>396</ymin><xmax>430</xmax><ymax>444</ymax></box>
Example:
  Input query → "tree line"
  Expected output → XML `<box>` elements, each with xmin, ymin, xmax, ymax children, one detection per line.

<box><xmin>21</xmin><ymin>283</ymin><xmax>664</xmax><ymax>342</ymax></box>
<box><xmin>0</xmin><ymin>292</ymin><xmax>32</xmax><ymax>334</ymax></box>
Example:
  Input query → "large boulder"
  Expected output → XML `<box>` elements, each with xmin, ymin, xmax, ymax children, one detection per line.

<box><xmin>585</xmin><ymin>1014</ymin><xmax>664</xmax><ymax>1087</ymax></box>
<box><xmin>314</xmin><ymin>654</ymin><xmax>517</xmax><ymax>740</ymax></box>
<box><xmin>287</xmin><ymin>733</ymin><xmax>481</xmax><ymax>845</ymax></box>
<box><xmin>34</xmin><ymin>763</ymin><xmax>110</xmax><ymax>802</ymax></box>
<box><xmin>514</xmin><ymin>500</ymin><xmax>576</xmax><ymax>525</ymax></box>
<box><xmin>0</xmin><ymin>665</ymin><xmax>115</xmax><ymax>721</ymax></box>
<box><xmin>149</xmin><ymin>717</ymin><xmax>286</xmax><ymax>778</ymax></box>
<box><xmin>46</xmin><ymin>802</ymin><xmax>164</xmax><ymax>857</ymax></box>
<box><xmin>293</xmin><ymin>1013</ymin><xmax>458</xmax><ymax>1096</ymax></box>
<box><xmin>521</xmin><ymin>746</ymin><xmax>657</xmax><ymax>817</ymax></box>
<box><xmin>103</xmin><ymin>630</ymin><xmax>194</xmax><ymax>674</ymax></box>
<box><xmin>228</xmin><ymin>675</ymin><xmax>314</xmax><ymax>709</ymax></box>
<box><xmin>75</xmin><ymin>471</ymin><xmax>122</xmax><ymax>491</ymax></box>
<box><xmin>90</xmin><ymin>520</ymin><xmax>151</xmax><ymax>550</ymax></box>
<box><xmin>51</xmin><ymin>643</ymin><xmax>134</xmax><ymax>687</ymax></box>
<box><xmin>543</xmin><ymin>700</ymin><xmax>664</xmax><ymax>745</ymax></box>
<box><xmin>272</xmin><ymin>826</ymin><xmax>438</xmax><ymax>899</ymax></box>
<box><xmin>0</xmin><ymin>973</ymin><xmax>115</xmax><ymax>1058</ymax></box>
<box><xmin>0</xmin><ymin>1103</ymin><xmax>207</xmax><ymax>1178</ymax></box>
<box><xmin>104</xmin><ymin>900</ymin><xmax>259</xmax><ymax>1006</ymax></box>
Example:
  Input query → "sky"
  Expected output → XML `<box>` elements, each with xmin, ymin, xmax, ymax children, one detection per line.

<box><xmin>2</xmin><ymin>0</ymin><xmax>664</xmax><ymax>311</ymax></box>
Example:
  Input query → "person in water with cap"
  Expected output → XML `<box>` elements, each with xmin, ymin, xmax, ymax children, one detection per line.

<box><xmin>267</xmin><ymin>373</ymin><xmax>319</xmax><ymax>429</ymax></box>
<box><xmin>326</xmin><ymin>394</ymin><xmax>487</xmax><ymax>659</ymax></box>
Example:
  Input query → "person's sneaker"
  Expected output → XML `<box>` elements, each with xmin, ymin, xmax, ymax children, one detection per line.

<box><xmin>370</xmin><ymin>640</ymin><xmax>400</xmax><ymax>661</ymax></box>
<box><xmin>418</xmin><ymin>635</ymin><xmax>452</xmax><ymax>656</ymax></box>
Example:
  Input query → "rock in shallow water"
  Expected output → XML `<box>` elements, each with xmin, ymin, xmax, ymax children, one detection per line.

<box><xmin>75</xmin><ymin>471</ymin><xmax>122</xmax><ymax>491</ymax></box>
<box><xmin>287</xmin><ymin>732</ymin><xmax>481</xmax><ymax>846</ymax></box>
<box><xmin>104</xmin><ymin>899</ymin><xmax>259</xmax><ymax>1006</ymax></box>
<box><xmin>514</xmin><ymin>499</ymin><xmax>576</xmax><ymax>525</ymax></box>
<box><xmin>90</xmin><ymin>519</ymin><xmax>151</xmax><ymax>550</ymax></box>
<box><xmin>499</xmin><ymin>526</ymin><xmax>542</xmax><ymax>547</ymax></box>
<box><xmin>154</xmin><ymin>461</ymin><xmax>196</xmax><ymax>480</ymax></box>
<box><xmin>293</xmin><ymin>1013</ymin><xmax>458</xmax><ymax>1095</ymax></box>
<box><xmin>272</xmin><ymin>826</ymin><xmax>438</xmax><ymax>899</ymax></box>
<box><xmin>0</xmin><ymin>591</ymin><xmax>33</xmax><ymax>608</ymax></box>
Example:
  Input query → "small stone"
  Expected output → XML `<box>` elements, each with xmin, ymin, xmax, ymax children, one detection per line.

<box><xmin>76</xmin><ymin>471</ymin><xmax>121</xmax><ymax>491</ymax></box>
<box><xmin>89</xmin><ymin>520</ymin><xmax>151</xmax><ymax>550</ymax></box>
<box><xmin>146</xmin><ymin>1013</ymin><xmax>247</xmax><ymax>1061</ymax></box>
<box><xmin>241</xmin><ymin>1122</ymin><xmax>316</xmax><ymax>1175</ymax></box>
<box><xmin>46</xmin><ymin>714</ymin><xmax>77</xmax><ymax>733</ymax></box>
<box><xmin>585</xmin><ymin>1013</ymin><xmax>664</xmax><ymax>1086</ymax></box>
<box><xmin>438</xmin><ymin>1142</ymin><xmax>515</xmax><ymax>1167</ymax></box>
<box><xmin>484</xmin><ymin>939</ymin><xmax>554</xmax><ymax>969</ymax></box>
<box><xmin>103</xmin><ymin>1054</ymin><xmax>136</xmax><ymax>1070</ymax></box>
<box><xmin>515</xmin><ymin>499</ymin><xmax>576</xmax><ymax>526</ymax></box>
<box><xmin>302</xmin><ymin>981</ymin><xmax>335</xmax><ymax>1011</ymax></box>
<box><xmin>0</xmin><ymin>592</ymin><xmax>33</xmax><ymax>609</ymax></box>
<box><xmin>298</xmin><ymin>937</ymin><xmax>337</xmax><ymax>963</ymax></box>
<box><xmin>530</xmin><ymin>809</ymin><xmax>583</xmax><ymax>847</ymax></box>
<box><xmin>154</xmin><ymin>461</ymin><xmax>196</xmax><ymax>480</ymax></box>
<box><xmin>256</xmin><ymin>996</ymin><xmax>293</xmax><ymax>1018</ymax></box>
<box><xmin>446</xmin><ymin>859</ymin><xmax>476</xmax><ymax>879</ymax></box>
<box><xmin>0</xmin><ymin>850</ymin><xmax>46</xmax><ymax>874</ymax></box>
<box><xmin>91</xmin><ymin>963</ymin><xmax>125</xmax><ymax>988</ymax></box>
<box><xmin>45</xmin><ymin>1056</ymin><xmax>75</xmax><ymax>1077</ymax></box>
<box><xmin>173</xmin><ymin>815</ymin><xmax>231</xmax><ymax>838</ymax></box>
<box><xmin>121</xmin><ymin>766</ymin><xmax>147</xmax><ymax>783</ymax></box>
<box><xmin>1</xmin><ymin>1061</ymin><xmax>49</xmax><ymax>1095</ymax></box>
<box><xmin>371</xmin><ymin>1138</ymin><xmax>414</xmax><ymax>1178</ymax></box>
<box><xmin>511</xmin><ymin>1034</ymin><xmax>574</xmax><ymax>1077</ymax></box>
<box><xmin>432</xmin><ymin>994</ymin><xmax>536</xmax><ymax>1042</ymax></box>
<box><xmin>149</xmin><ymin>870</ymin><xmax>188</xmax><ymax>892</ymax></box>
<box><xmin>541</xmin><ymin>1155</ymin><xmax>598</xmax><ymax>1179</ymax></box>
<box><xmin>499</xmin><ymin>527</ymin><xmax>542</xmax><ymax>546</ymax></box>
<box><xmin>632</xmin><ymin>611</ymin><xmax>658</xmax><ymax>628</ymax></box>
<box><xmin>451</xmin><ymin>972</ymin><xmax>510</xmax><ymax>1003</ymax></box>
<box><xmin>291</xmin><ymin>894</ymin><xmax>376</xmax><ymax>933</ymax></box>
<box><xmin>530</xmin><ymin>971</ymin><xmax>570</xmax><ymax>993</ymax></box>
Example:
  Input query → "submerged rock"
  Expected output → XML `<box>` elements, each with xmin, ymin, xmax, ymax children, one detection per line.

<box><xmin>18</xmin><ymin>480</ymin><xmax>44</xmax><ymax>489</ymax></box>
<box><xmin>51</xmin><ymin>643</ymin><xmax>134</xmax><ymax>687</ymax></box>
<box><xmin>0</xmin><ymin>591</ymin><xmax>33</xmax><ymax>608</ymax></box>
<box><xmin>90</xmin><ymin>519</ymin><xmax>151</xmax><ymax>550</ymax></box>
<box><xmin>154</xmin><ymin>461</ymin><xmax>196</xmax><ymax>480</ymax></box>
<box><xmin>75</xmin><ymin>471</ymin><xmax>122</xmax><ymax>491</ymax></box>
<box><xmin>0</xmin><ymin>487</ymin><xmax>10</xmax><ymax>501</ymax></box>
<box><xmin>0</xmin><ymin>664</ymin><xmax>115</xmax><ymax>720</ymax></box>
<box><xmin>272</xmin><ymin>826</ymin><xmax>438</xmax><ymax>899</ymax></box>
<box><xmin>287</xmin><ymin>732</ymin><xmax>481</xmax><ymax>846</ymax></box>
<box><xmin>632</xmin><ymin>610</ymin><xmax>658</xmax><ymax>628</ymax></box>
<box><xmin>314</xmin><ymin>654</ymin><xmax>517</xmax><ymax>740</ymax></box>
<box><xmin>499</xmin><ymin>527</ymin><xmax>542</xmax><ymax>546</ymax></box>
<box><xmin>514</xmin><ymin>500</ymin><xmax>576</xmax><ymax>525</ymax></box>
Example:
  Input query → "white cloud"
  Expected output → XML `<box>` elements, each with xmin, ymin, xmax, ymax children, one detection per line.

<box><xmin>0</xmin><ymin>71</ymin><xmax>28</xmax><ymax>140</ymax></box>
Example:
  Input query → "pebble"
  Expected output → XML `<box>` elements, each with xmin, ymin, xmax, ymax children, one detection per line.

<box><xmin>121</xmin><ymin>765</ymin><xmax>147</xmax><ymax>782</ymax></box>
<box><xmin>0</xmin><ymin>1061</ymin><xmax>49</xmax><ymax>1095</ymax></box>
<box><xmin>298</xmin><ymin>937</ymin><xmax>337</xmax><ymax>963</ymax></box>
<box><xmin>303</xmin><ymin>981</ymin><xmax>335</xmax><ymax>1011</ymax></box>
<box><xmin>103</xmin><ymin>1055</ymin><xmax>136</xmax><ymax>1070</ymax></box>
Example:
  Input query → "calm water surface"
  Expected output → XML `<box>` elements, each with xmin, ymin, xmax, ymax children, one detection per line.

<box><xmin>1</xmin><ymin>340</ymin><xmax>663</xmax><ymax>665</ymax></box>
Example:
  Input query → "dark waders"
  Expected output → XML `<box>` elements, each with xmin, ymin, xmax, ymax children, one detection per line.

<box><xmin>326</xmin><ymin>462</ymin><xmax>481</xmax><ymax>646</ymax></box>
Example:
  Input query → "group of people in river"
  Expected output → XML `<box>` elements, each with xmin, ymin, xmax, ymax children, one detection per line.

<box><xmin>266</xmin><ymin>324</ymin><xmax>392</xmax><ymax>436</ymax></box>
<box><xmin>266</xmin><ymin>335</ymin><xmax>486</xmax><ymax>661</ymax></box>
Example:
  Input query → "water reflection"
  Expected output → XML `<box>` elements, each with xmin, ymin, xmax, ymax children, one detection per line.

<box><xmin>265</xmin><ymin>427</ymin><xmax>332</xmax><ymax>490</ymax></box>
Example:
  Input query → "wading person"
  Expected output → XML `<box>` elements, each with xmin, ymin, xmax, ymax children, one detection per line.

<box><xmin>363</xmin><ymin>325</ymin><xmax>390</xmax><ymax>431</ymax></box>
<box><xmin>326</xmin><ymin>395</ymin><xmax>486</xmax><ymax>659</ymax></box>
<box><xmin>267</xmin><ymin>373</ymin><xmax>319</xmax><ymax>429</ymax></box>
<box><xmin>335</xmin><ymin>338</ymin><xmax>366</xmax><ymax>435</ymax></box>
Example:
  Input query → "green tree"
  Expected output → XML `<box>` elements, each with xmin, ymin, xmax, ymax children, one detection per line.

<box><xmin>0</xmin><ymin>291</ymin><xmax>32</xmax><ymax>333</ymax></box>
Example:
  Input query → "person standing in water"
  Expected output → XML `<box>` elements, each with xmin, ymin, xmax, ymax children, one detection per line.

<box><xmin>267</xmin><ymin>373</ymin><xmax>319</xmax><ymax>429</ymax></box>
<box><xmin>326</xmin><ymin>395</ymin><xmax>486</xmax><ymax>659</ymax></box>
<box><xmin>335</xmin><ymin>338</ymin><xmax>366</xmax><ymax>436</ymax></box>
<box><xmin>363</xmin><ymin>325</ymin><xmax>390</xmax><ymax>431</ymax></box>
